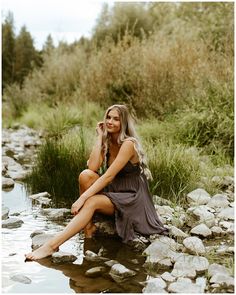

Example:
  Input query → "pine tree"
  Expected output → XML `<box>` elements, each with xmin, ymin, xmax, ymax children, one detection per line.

<box><xmin>43</xmin><ymin>34</ymin><xmax>55</xmax><ymax>54</ymax></box>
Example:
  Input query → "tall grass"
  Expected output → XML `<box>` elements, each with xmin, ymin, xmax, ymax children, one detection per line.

<box><xmin>25</xmin><ymin>128</ymin><xmax>88</xmax><ymax>206</ymax></box>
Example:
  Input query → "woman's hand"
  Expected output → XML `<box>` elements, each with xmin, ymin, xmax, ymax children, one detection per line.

<box><xmin>71</xmin><ymin>197</ymin><xmax>86</xmax><ymax>215</ymax></box>
<box><xmin>96</xmin><ymin>121</ymin><xmax>105</xmax><ymax>137</ymax></box>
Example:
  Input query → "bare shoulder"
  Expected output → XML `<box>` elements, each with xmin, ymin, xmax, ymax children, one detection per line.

<box><xmin>120</xmin><ymin>139</ymin><xmax>135</xmax><ymax>150</ymax></box>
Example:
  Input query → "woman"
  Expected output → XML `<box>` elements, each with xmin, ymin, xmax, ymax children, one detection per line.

<box><xmin>25</xmin><ymin>104</ymin><xmax>168</xmax><ymax>261</ymax></box>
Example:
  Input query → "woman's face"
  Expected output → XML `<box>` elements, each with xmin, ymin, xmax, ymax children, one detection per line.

<box><xmin>105</xmin><ymin>108</ymin><xmax>121</xmax><ymax>134</ymax></box>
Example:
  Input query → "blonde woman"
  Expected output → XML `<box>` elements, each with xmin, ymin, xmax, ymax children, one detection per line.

<box><xmin>25</xmin><ymin>104</ymin><xmax>168</xmax><ymax>261</ymax></box>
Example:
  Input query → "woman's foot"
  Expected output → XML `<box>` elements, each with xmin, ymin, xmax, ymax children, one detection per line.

<box><xmin>84</xmin><ymin>224</ymin><xmax>97</xmax><ymax>238</ymax></box>
<box><xmin>25</xmin><ymin>243</ymin><xmax>56</xmax><ymax>261</ymax></box>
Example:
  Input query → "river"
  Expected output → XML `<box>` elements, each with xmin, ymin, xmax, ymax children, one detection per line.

<box><xmin>2</xmin><ymin>183</ymin><xmax>148</xmax><ymax>293</ymax></box>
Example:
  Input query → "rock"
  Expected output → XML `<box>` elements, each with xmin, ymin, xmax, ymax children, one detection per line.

<box><xmin>7</xmin><ymin>170</ymin><xmax>29</xmax><ymax>181</ymax></box>
<box><xmin>208</xmin><ymin>263</ymin><xmax>231</xmax><ymax>277</ymax></box>
<box><xmin>217</xmin><ymin>207</ymin><xmax>234</xmax><ymax>220</ymax></box>
<box><xmin>143</xmin><ymin>236</ymin><xmax>178</xmax><ymax>270</ymax></box>
<box><xmin>2</xmin><ymin>218</ymin><xmax>24</xmax><ymax>229</ymax></box>
<box><xmin>210</xmin><ymin>273</ymin><xmax>234</xmax><ymax>288</ymax></box>
<box><xmin>183</xmin><ymin>237</ymin><xmax>206</xmax><ymax>255</ymax></box>
<box><xmin>216</xmin><ymin>245</ymin><xmax>234</xmax><ymax>255</ymax></box>
<box><xmin>168</xmin><ymin>277</ymin><xmax>202</xmax><ymax>293</ymax></box>
<box><xmin>30</xmin><ymin>230</ymin><xmax>44</xmax><ymax>238</ymax></box>
<box><xmin>187</xmin><ymin>188</ymin><xmax>211</xmax><ymax>205</ymax></box>
<box><xmin>2</xmin><ymin>206</ymin><xmax>10</xmax><ymax>220</ymax></box>
<box><xmin>35</xmin><ymin>197</ymin><xmax>52</xmax><ymax>208</ymax></box>
<box><xmin>187</xmin><ymin>205</ymin><xmax>215</xmax><ymax>228</ymax></box>
<box><xmin>161</xmin><ymin>272</ymin><xmax>176</xmax><ymax>282</ymax></box>
<box><xmin>127</xmin><ymin>235</ymin><xmax>149</xmax><ymax>251</ymax></box>
<box><xmin>196</xmin><ymin>277</ymin><xmax>207</xmax><ymax>293</ymax></box>
<box><xmin>210</xmin><ymin>226</ymin><xmax>224</xmax><ymax>236</ymax></box>
<box><xmin>84</xmin><ymin>250</ymin><xmax>108</xmax><ymax>262</ymax></box>
<box><xmin>190</xmin><ymin>223</ymin><xmax>212</xmax><ymax>237</ymax></box>
<box><xmin>171</xmin><ymin>261</ymin><xmax>196</xmax><ymax>278</ymax></box>
<box><xmin>219</xmin><ymin>221</ymin><xmax>234</xmax><ymax>233</ymax></box>
<box><xmin>2</xmin><ymin>177</ymin><xmax>15</xmax><ymax>189</ymax></box>
<box><xmin>222</xmin><ymin>176</ymin><xmax>234</xmax><ymax>188</ymax></box>
<box><xmin>143</xmin><ymin>277</ymin><xmax>167</xmax><ymax>293</ymax></box>
<box><xmin>52</xmin><ymin>252</ymin><xmax>77</xmax><ymax>263</ymax></box>
<box><xmin>153</xmin><ymin>195</ymin><xmax>173</xmax><ymax>206</ymax></box>
<box><xmin>10</xmin><ymin>274</ymin><xmax>31</xmax><ymax>284</ymax></box>
<box><xmin>173</xmin><ymin>254</ymin><xmax>209</xmax><ymax>275</ymax></box>
<box><xmin>207</xmin><ymin>194</ymin><xmax>230</xmax><ymax>210</ymax></box>
<box><xmin>169</xmin><ymin>226</ymin><xmax>188</xmax><ymax>239</ymax></box>
<box><xmin>104</xmin><ymin>260</ymin><xmax>119</xmax><ymax>267</ymax></box>
<box><xmin>29</xmin><ymin>192</ymin><xmax>51</xmax><ymax>200</ymax></box>
<box><xmin>31</xmin><ymin>233</ymin><xmax>54</xmax><ymax>250</ymax></box>
<box><xmin>109</xmin><ymin>263</ymin><xmax>136</xmax><ymax>283</ymax></box>
<box><xmin>41</xmin><ymin>208</ymin><xmax>71</xmax><ymax>221</ymax></box>
<box><xmin>85</xmin><ymin>266</ymin><xmax>106</xmax><ymax>278</ymax></box>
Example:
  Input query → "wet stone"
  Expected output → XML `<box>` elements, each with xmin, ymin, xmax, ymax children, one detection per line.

<box><xmin>10</xmin><ymin>274</ymin><xmax>31</xmax><ymax>284</ymax></box>
<box><xmin>30</xmin><ymin>230</ymin><xmax>44</xmax><ymax>238</ymax></box>
<box><xmin>109</xmin><ymin>263</ymin><xmax>136</xmax><ymax>283</ymax></box>
<box><xmin>31</xmin><ymin>233</ymin><xmax>54</xmax><ymax>250</ymax></box>
<box><xmin>2</xmin><ymin>177</ymin><xmax>15</xmax><ymax>189</ymax></box>
<box><xmin>85</xmin><ymin>266</ymin><xmax>106</xmax><ymax>278</ymax></box>
<box><xmin>29</xmin><ymin>192</ymin><xmax>50</xmax><ymax>200</ymax></box>
<box><xmin>52</xmin><ymin>252</ymin><xmax>77</xmax><ymax>264</ymax></box>
<box><xmin>104</xmin><ymin>260</ymin><xmax>119</xmax><ymax>267</ymax></box>
<box><xmin>84</xmin><ymin>250</ymin><xmax>108</xmax><ymax>262</ymax></box>
<box><xmin>40</xmin><ymin>208</ymin><xmax>71</xmax><ymax>221</ymax></box>
<box><xmin>2</xmin><ymin>206</ymin><xmax>9</xmax><ymax>220</ymax></box>
<box><xmin>2</xmin><ymin>217</ymin><xmax>24</xmax><ymax>229</ymax></box>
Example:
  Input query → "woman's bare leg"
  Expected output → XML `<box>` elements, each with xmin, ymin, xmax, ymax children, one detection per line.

<box><xmin>78</xmin><ymin>169</ymin><xmax>99</xmax><ymax>238</ymax></box>
<box><xmin>25</xmin><ymin>194</ymin><xmax>114</xmax><ymax>260</ymax></box>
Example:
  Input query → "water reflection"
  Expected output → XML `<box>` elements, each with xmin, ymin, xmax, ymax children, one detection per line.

<box><xmin>36</xmin><ymin>237</ymin><xmax>146</xmax><ymax>293</ymax></box>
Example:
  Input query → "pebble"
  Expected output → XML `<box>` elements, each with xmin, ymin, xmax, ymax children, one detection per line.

<box><xmin>2</xmin><ymin>177</ymin><xmax>15</xmax><ymax>189</ymax></box>
<box><xmin>2</xmin><ymin>218</ymin><xmax>24</xmax><ymax>229</ymax></box>
<box><xmin>85</xmin><ymin>266</ymin><xmax>106</xmax><ymax>277</ymax></box>
<box><xmin>52</xmin><ymin>252</ymin><xmax>77</xmax><ymax>264</ymax></box>
<box><xmin>109</xmin><ymin>263</ymin><xmax>136</xmax><ymax>283</ymax></box>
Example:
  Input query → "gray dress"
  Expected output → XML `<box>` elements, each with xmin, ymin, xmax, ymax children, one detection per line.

<box><xmin>101</xmin><ymin>160</ymin><xmax>168</xmax><ymax>243</ymax></box>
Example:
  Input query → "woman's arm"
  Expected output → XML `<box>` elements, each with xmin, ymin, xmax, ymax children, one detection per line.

<box><xmin>71</xmin><ymin>140</ymin><xmax>135</xmax><ymax>214</ymax></box>
<box><xmin>87</xmin><ymin>122</ymin><xmax>104</xmax><ymax>172</ymax></box>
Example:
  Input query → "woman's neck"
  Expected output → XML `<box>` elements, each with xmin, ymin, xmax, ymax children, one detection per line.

<box><xmin>110</xmin><ymin>133</ymin><xmax>119</xmax><ymax>145</ymax></box>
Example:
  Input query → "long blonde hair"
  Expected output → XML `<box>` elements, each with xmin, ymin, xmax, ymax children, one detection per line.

<box><xmin>102</xmin><ymin>104</ymin><xmax>152</xmax><ymax>180</ymax></box>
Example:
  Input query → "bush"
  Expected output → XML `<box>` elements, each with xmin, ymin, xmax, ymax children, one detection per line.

<box><xmin>25</xmin><ymin>128</ymin><xmax>88</xmax><ymax>206</ymax></box>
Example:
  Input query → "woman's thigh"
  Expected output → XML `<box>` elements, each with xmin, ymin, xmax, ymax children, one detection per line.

<box><xmin>85</xmin><ymin>194</ymin><xmax>115</xmax><ymax>215</ymax></box>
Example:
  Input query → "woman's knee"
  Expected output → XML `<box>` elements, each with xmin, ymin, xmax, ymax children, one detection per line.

<box><xmin>78</xmin><ymin>169</ymin><xmax>99</xmax><ymax>184</ymax></box>
<box><xmin>83</xmin><ymin>196</ymin><xmax>98</xmax><ymax>211</ymax></box>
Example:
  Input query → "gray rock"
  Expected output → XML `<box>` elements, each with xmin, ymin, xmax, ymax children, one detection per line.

<box><xmin>169</xmin><ymin>226</ymin><xmax>188</xmax><ymax>239</ymax></box>
<box><xmin>10</xmin><ymin>274</ymin><xmax>31</xmax><ymax>284</ymax></box>
<box><xmin>187</xmin><ymin>188</ymin><xmax>211</xmax><ymax>205</ymax></box>
<box><xmin>187</xmin><ymin>205</ymin><xmax>215</xmax><ymax>228</ymax></box>
<box><xmin>218</xmin><ymin>207</ymin><xmax>234</xmax><ymax>220</ymax></box>
<box><xmin>219</xmin><ymin>221</ymin><xmax>234</xmax><ymax>233</ymax></box>
<box><xmin>31</xmin><ymin>233</ymin><xmax>54</xmax><ymax>250</ymax></box>
<box><xmin>2</xmin><ymin>218</ymin><xmax>24</xmax><ymax>229</ymax></box>
<box><xmin>143</xmin><ymin>277</ymin><xmax>167</xmax><ymax>293</ymax></box>
<box><xmin>143</xmin><ymin>236</ymin><xmax>178</xmax><ymax>269</ymax></box>
<box><xmin>29</xmin><ymin>192</ymin><xmax>51</xmax><ymax>200</ymax></box>
<box><xmin>161</xmin><ymin>272</ymin><xmax>176</xmax><ymax>282</ymax></box>
<box><xmin>85</xmin><ymin>266</ymin><xmax>106</xmax><ymax>277</ymax></box>
<box><xmin>41</xmin><ymin>208</ymin><xmax>71</xmax><ymax>221</ymax></box>
<box><xmin>196</xmin><ymin>277</ymin><xmax>207</xmax><ymax>293</ymax></box>
<box><xmin>109</xmin><ymin>263</ymin><xmax>136</xmax><ymax>283</ymax></box>
<box><xmin>84</xmin><ymin>250</ymin><xmax>108</xmax><ymax>262</ymax></box>
<box><xmin>216</xmin><ymin>245</ymin><xmax>234</xmax><ymax>255</ymax></box>
<box><xmin>153</xmin><ymin>195</ymin><xmax>173</xmax><ymax>206</ymax></box>
<box><xmin>207</xmin><ymin>194</ymin><xmax>229</xmax><ymax>210</ymax></box>
<box><xmin>208</xmin><ymin>263</ymin><xmax>231</xmax><ymax>277</ymax></box>
<box><xmin>173</xmin><ymin>254</ymin><xmax>209</xmax><ymax>275</ymax></box>
<box><xmin>2</xmin><ymin>177</ymin><xmax>15</xmax><ymax>189</ymax></box>
<box><xmin>52</xmin><ymin>252</ymin><xmax>77</xmax><ymax>263</ymax></box>
<box><xmin>190</xmin><ymin>223</ymin><xmax>212</xmax><ymax>237</ymax></box>
<box><xmin>30</xmin><ymin>230</ymin><xmax>45</xmax><ymax>238</ymax></box>
<box><xmin>2</xmin><ymin>206</ymin><xmax>10</xmax><ymax>220</ymax></box>
<box><xmin>171</xmin><ymin>261</ymin><xmax>196</xmax><ymax>278</ymax></box>
<box><xmin>210</xmin><ymin>273</ymin><xmax>234</xmax><ymax>288</ymax></box>
<box><xmin>7</xmin><ymin>170</ymin><xmax>29</xmax><ymax>181</ymax></box>
<box><xmin>210</xmin><ymin>226</ymin><xmax>224</xmax><ymax>236</ymax></box>
<box><xmin>104</xmin><ymin>260</ymin><xmax>119</xmax><ymax>267</ymax></box>
<box><xmin>183</xmin><ymin>237</ymin><xmax>206</xmax><ymax>255</ymax></box>
<box><xmin>168</xmin><ymin>277</ymin><xmax>202</xmax><ymax>293</ymax></box>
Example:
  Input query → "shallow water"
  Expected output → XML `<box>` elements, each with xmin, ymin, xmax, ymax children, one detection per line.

<box><xmin>2</xmin><ymin>183</ymin><xmax>147</xmax><ymax>293</ymax></box>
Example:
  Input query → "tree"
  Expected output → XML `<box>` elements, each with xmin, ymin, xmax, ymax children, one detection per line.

<box><xmin>2</xmin><ymin>12</ymin><xmax>15</xmax><ymax>89</ymax></box>
<box><xmin>43</xmin><ymin>34</ymin><xmax>55</xmax><ymax>54</ymax></box>
<box><xmin>14</xmin><ymin>25</ymin><xmax>38</xmax><ymax>85</ymax></box>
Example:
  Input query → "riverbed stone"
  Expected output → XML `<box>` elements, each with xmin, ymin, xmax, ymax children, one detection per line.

<box><xmin>31</xmin><ymin>233</ymin><xmax>54</xmax><ymax>249</ymax></box>
<box><xmin>219</xmin><ymin>221</ymin><xmax>234</xmax><ymax>233</ymax></box>
<box><xmin>216</xmin><ymin>245</ymin><xmax>234</xmax><ymax>255</ymax></box>
<box><xmin>187</xmin><ymin>205</ymin><xmax>215</xmax><ymax>228</ymax></box>
<box><xmin>143</xmin><ymin>277</ymin><xmax>167</xmax><ymax>293</ymax></box>
<box><xmin>52</xmin><ymin>251</ymin><xmax>77</xmax><ymax>264</ymax></box>
<box><xmin>217</xmin><ymin>207</ymin><xmax>234</xmax><ymax>221</ymax></box>
<box><xmin>2</xmin><ymin>206</ymin><xmax>10</xmax><ymax>220</ymax></box>
<box><xmin>10</xmin><ymin>274</ymin><xmax>31</xmax><ymax>284</ymax></box>
<box><xmin>169</xmin><ymin>226</ymin><xmax>188</xmax><ymax>240</ymax></box>
<box><xmin>210</xmin><ymin>226</ymin><xmax>224</xmax><ymax>236</ymax></box>
<box><xmin>183</xmin><ymin>237</ymin><xmax>206</xmax><ymax>255</ymax></box>
<box><xmin>168</xmin><ymin>277</ymin><xmax>202</xmax><ymax>293</ymax></box>
<box><xmin>109</xmin><ymin>263</ymin><xmax>136</xmax><ymax>283</ymax></box>
<box><xmin>161</xmin><ymin>272</ymin><xmax>176</xmax><ymax>282</ymax></box>
<box><xmin>173</xmin><ymin>254</ymin><xmax>209</xmax><ymax>274</ymax></box>
<box><xmin>171</xmin><ymin>260</ymin><xmax>196</xmax><ymax>278</ymax></box>
<box><xmin>29</xmin><ymin>192</ymin><xmax>51</xmax><ymax>200</ymax></box>
<box><xmin>210</xmin><ymin>273</ymin><xmax>234</xmax><ymax>289</ymax></box>
<box><xmin>207</xmin><ymin>194</ymin><xmax>230</xmax><ymax>210</ymax></box>
<box><xmin>2</xmin><ymin>217</ymin><xmax>24</xmax><ymax>229</ymax></box>
<box><xmin>190</xmin><ymin>223</ymin><xmax>212</xmax><ymax>237</ymax></box>
<box><xmin>40</xmin><ymin>208</ymin><xmax>71</xmax><ymax>221</ymax></box>
<box><xmin>196</xmin><ymin>277</ymin><xmax>207</xmax><ymax>293</ymax></box>
<box><xmin>143</xmin><ymin>236</ymin><xmax>178</xmax><ymax>269</ymax></box>
<box><xmin>84</xmin><ymin>250</ymin><xmax>108</xmax><ymax>262</ymax></box>
<box><xmin>104</xmin><ymin>260</ymin><xmax>119</xmax><ymax>267</ymax></box>
<box><xmin>208</xmin><ymin>263</ymin><xmax>231</xmax><ymax>277</ymax></box>
<box><xmin>187</xmin><ymin>188</ymin><xmax>211</xmax><ymax>205</ymax></box>
<box><xmin>2</xmin><ymin>177</ymin><xmax>15</xmax><ymax>189</ymax></box>
<box><xmin>85</xmin><ymin>266</ymin><xmax>106</xmax><ymax>278</ymax></box>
